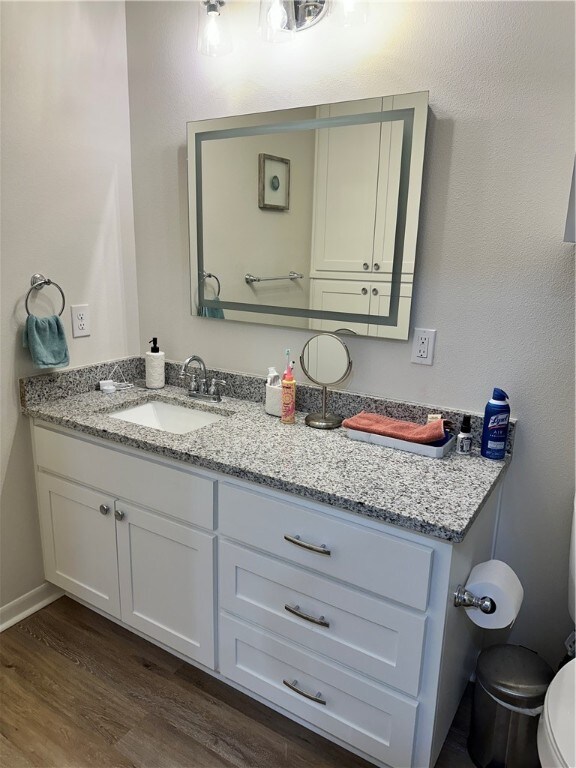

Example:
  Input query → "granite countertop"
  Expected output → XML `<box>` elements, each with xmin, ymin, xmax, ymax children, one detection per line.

<box><xmin>23</xmin><ymin>382</ymin><xmax>509</xmax><ymax>543</ymax></box>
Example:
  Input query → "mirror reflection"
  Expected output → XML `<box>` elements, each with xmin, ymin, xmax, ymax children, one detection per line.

<box><xmin>300</xmin><ymin>333</ymin><xmax>352</xmax><ymax>429</ymax></box>
<box><xmin>188</xmin><ymin>91</ymin><xmax>428</xmax><ymax>339</ymax></box>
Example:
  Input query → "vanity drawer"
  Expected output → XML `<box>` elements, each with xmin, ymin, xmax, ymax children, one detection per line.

<box><xmin>219</xmin><ymin>613</ymin><xmax>418</xmax><ymax>768</ymax></box>
<box><xmin>33</xmin><ymin>426</ymin><xmax>214</xmax><ymax>529</ymax></box>
<box><xmin>220</xmin><ymin>540</ymin><xmax>425</xmax><ymax>696</ymax></box>
<box><xmin>218</xmin><ymin>483</ymin><xmax>432</xmax><ymax>610</ymax></box>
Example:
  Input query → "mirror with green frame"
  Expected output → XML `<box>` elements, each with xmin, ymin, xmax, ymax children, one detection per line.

<box><xmin>188</xmin><ymin>91</ymin><xmax>428</xmax><ymax>339</ymax></box>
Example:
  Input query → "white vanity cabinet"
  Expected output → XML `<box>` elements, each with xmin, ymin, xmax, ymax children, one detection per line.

<box><xmin>217</xmin><ymin>480</ymin><xmax>497</xmax><ymax>768</ymax></box>
<box><xmin>33</xmin><ymin>425</ymin><xmax>216</xmax><ymax>668</ymax></box>
<box><xmin>30</xmin><ymin>421</ymin><xmax>498</xmax><ymax>768</ymax></box>
<box><xmin>217</xmin><ymin>483</ymin><xmax>431</xmax><ymax>767</ymax></box>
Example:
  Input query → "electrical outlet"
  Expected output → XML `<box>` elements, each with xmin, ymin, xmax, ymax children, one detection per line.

<box><xmin>411</xmin><ymin>328</ymin><xmax>436</xmax><ymax>365</ymax></box>
<box><xmin>71</xmin><ymin>304</ymin><xmax>90</xmax><ymax>338</ymax></box>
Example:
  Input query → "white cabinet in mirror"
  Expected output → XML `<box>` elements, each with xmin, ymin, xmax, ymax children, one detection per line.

<box><xmin>188</xmin><ymin>91</ymin><xmax>428</xmax><ymax>340</ymax></box>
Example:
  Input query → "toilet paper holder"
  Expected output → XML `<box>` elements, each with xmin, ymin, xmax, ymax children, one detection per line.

<box><xmin>454</xmin><ymin>585</ymin><xmax>496</xmax><ymax>614</ymax></box>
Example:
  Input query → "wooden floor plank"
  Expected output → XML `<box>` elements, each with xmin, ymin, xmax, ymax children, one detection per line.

<box><xmin>1</xmin><ymin>628</ymin><xmax>145</xmax><ymax>745</ymax></box>
<box><xmin>0</xmin><ymin>666</ymin><xmax>135</xmax><ymax>768</ymax></box>
<box><xmin>38</xmin><ymin>596</ymin><xmax>182</xmax><ymax>674</ymax></box>
<box><xmin>0</xmin><ymin>733</ymin><xmax>34</xmax><ymax>768</ymax></box>
<box><xmin>116</xmin><ymin>714</ymin><xmax>237</xmax><ymax>768</ymax></box>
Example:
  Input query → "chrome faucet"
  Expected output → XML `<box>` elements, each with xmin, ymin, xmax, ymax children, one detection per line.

<box><xmin>180</xmin><ymin>355</ymin><xmax>207</xmax><ymax>394</ymax></box>
<box><xmin>179</xmin><ymin>355</ymin><xmax>226</xmax><ymax>402</ymax></box>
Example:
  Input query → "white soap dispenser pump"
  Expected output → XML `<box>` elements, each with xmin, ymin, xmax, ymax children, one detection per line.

<box><xmin>145</xmin><ymin>337</ymin><xmax>165</xmax><ymax>389</ymax></box>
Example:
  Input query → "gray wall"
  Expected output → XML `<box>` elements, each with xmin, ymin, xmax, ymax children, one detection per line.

<box><xmin>1</xmin><ymin>2</ymin><xmax>139</xmax><ymax>609</ymax></box>
<box><xmin>126</xmin><ymin>1</ymin><xmax>575</xmax><ymax>664</ymax></box>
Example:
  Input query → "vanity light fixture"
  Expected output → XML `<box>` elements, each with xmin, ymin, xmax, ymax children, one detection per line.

<box><xmin>260</xmin><ymin>0</ymin><xmax>329</xmax><ymax>41</ymax></box>
<box><xmin>198</xmin><ymin>0</ymin><xmax>233</xmax><ymax>57</ymax></box>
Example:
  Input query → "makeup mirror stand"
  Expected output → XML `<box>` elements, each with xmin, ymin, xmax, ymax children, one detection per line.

<box><xmin>300</xmin><ymin>333</ymin><xmax>352</xmax><ymax>430</ymax></box>
<box><xmin>305</xmin><ymin>385</ymin><xmax>343</xmax><ymax>429</ymax></box>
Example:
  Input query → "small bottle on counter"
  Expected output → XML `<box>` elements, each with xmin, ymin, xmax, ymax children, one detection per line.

<box><xmin>281</xmin><ymin>352</ymin><xmax>296</xmax><ymax>425</ymax></box>
<box><xmin>456</xmin><ymin>414</ymin><xmax>472</xmax><ymax>455</ymax></box>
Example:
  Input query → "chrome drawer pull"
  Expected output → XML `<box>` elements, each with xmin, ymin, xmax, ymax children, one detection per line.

<box><xmin>284</xmin><ymin>603</ymin><xmax>330</xmax><ymax>628</ymax></box>
<box><xmin>283</xmin><ymin>534</ymin><xmax>331</xmax><ymax>556</ymax></box>
<box><xmin>283</xmin><ymin>678</ymin><xmax>326</xmax><ymax>705</ymax></box>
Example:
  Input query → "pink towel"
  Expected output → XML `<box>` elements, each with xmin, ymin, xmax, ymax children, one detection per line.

<box><xmin>342</xmin><ymin>412</ymin><xmax>446</xmax><ymax>444</ymax></box>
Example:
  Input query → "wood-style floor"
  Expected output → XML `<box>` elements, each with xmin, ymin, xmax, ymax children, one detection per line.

<box><xmin>0</xmin><ymin>597</ymin><xmax>474</xmax><ymax>768</ymax></box>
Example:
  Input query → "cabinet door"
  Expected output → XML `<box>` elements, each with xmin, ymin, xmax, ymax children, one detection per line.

<box><xmin>309</xmin><ymin>279</ymin><xmax>370</xmax><ymax>333</ymax></box>
<box><xmin>367</xmin><ymin>281</ymin><xmax>413</xmax><ymax>340</ymax></box>
<box><xmin>220</xmin><ymin>614</ymin><xmax>418</xmax><ymax>768</ymax></box>
<box><xmin>311</xmin><ymin>98</ymin><xmax>384</xmax><ymax>273</ymax></box>
<box><xmin>36</xmin><ymin>473</ymin><xmax>120</xmax><ymax>617</ymax></box>
<box><xmin>115</xmin><ymin>501</ymin><xmax>215</xmax><ymax>668</ymax></box>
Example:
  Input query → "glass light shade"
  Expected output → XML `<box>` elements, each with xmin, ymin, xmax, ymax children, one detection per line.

<box><xmin>260</xmin><ymin>0</ymin><xmax>296</xmax><ymax>43</ymax></box>
<box><xmin>198</xmin><ymin>1</ymin><xmax>233</xmax><ymax>57</ymax></box>
<box><xmin>334</xmin><ymin>0</ymin><xmax>369</xmax><ymax>28</ymax></box>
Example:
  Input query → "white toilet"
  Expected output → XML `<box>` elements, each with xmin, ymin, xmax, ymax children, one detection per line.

<box><xmin>537</xmin><ymin>502</ymin><xmax>575</xmax><ymax>768</ymax></box>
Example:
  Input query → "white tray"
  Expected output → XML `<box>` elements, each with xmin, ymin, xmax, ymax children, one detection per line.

<box><xmin>345</xmin><ymin>428</ymin><xmax>455</xmax><ymax>458</ymax></box>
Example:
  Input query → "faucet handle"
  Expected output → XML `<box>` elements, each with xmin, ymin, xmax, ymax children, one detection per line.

<box><xmin>209</xmin><ymin>378</ymin><xmax>226</xmax><ymax>399</ymax></box>
<box><xmin>188</xmin><ymin>373</ymin><xmax>200</xmax><ymax>393</ymax></box>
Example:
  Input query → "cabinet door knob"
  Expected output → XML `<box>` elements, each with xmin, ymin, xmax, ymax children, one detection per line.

<box><xmin>99</xmin><ymin>504</ymin><xmax>110</xmax><ymax>516</ymax></box>
<box><xmin>362</xmin><ymin>262</ymin><xmax>369</xmax><ymax>270</ymax></box>
<box><xmin>361</xmin><ymin>287</ymin><xmax>368</xmax><ymax>295</ymax></box>
<box><xmin>114</xmin><ymin>509</ymin><xmax>125</xmax><ymax>521</ymax></box>
<box><xmin>373</xmin><ymin>262</ymin><xmax>380</xmax><ymax>271</ymax></box>
<box><xmin>372</xmin><ymin>288</ymin><xmax>379</xmax><ymax>296</ymax></box>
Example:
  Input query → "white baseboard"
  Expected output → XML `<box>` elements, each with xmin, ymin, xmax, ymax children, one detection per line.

<box><xmin>0</xmin><ymin>582</ymin><xmax>63</xmax><ymax>632</ymax></box>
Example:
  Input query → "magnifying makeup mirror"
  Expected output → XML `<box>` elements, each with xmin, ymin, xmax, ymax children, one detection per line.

<box><xmin>300</xmin><ymin>333</ymin><xmax>352</xmax><ymax>429</ymax></box>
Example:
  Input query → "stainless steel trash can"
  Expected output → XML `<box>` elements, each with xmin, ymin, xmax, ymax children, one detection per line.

<box><xmin>468</xmin><ymin>644</ymin><xmax>554</xmax><ymax>768</ymax></box>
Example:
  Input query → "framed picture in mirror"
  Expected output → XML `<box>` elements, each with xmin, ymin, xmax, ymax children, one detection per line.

<box><xmin>258</xmin><ymin>153</ymin><xmax>290</xmax><ymax>210</ymax></box>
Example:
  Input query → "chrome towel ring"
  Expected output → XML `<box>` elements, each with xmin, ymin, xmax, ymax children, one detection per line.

<box><xmin>25</xmin><ymin>273</ymin><xmax>66</xmax><ymax>317</ymax></box>
<box><xmin>202</xmin><ymin>271</ymin><xmax>221</xmax><ymax>297</ymax></box>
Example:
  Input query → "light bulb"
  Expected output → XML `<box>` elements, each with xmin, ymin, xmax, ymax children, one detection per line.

<box><xmin>268</xmin><ymin>0</ymin><xmax>288</xmax><ymax>31</ymax></box>
<box><xmin>198</xmin><ymin>0</ymin><xmax>232</xmax><ymax>57</ymax></box>
<box><xmin>204</xmin><ymin>13</ymin><xmax>221</xmax><ymax>51</ymax></box>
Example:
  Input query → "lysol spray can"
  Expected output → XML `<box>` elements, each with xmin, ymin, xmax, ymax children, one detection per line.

<box><xmin>480</xmin><ymin>388</ymin><xmax>510</xmax><ymax>460</ymax></box>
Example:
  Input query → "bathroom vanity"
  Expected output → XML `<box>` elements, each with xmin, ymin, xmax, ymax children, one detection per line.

<box><xmin>23</xmin><ymin>375</ymin><xmax>508</xmax><ymax>768</ymax></box>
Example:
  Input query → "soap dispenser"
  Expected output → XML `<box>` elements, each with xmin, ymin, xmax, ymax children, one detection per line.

<box><xmin>146</xmin><ymin>337</ymin><xmax>165</xmax><ymax>389</ymax></box>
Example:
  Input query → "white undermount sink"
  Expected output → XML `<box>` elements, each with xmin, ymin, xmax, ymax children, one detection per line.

<box><xmin>109</xmin><ymin>400</ymin><xmax>226</xmax><ymax>434</ymax></box>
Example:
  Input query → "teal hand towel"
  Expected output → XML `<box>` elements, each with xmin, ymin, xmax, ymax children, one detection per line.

<box><xmin>200</xmin><ymin>297</ymin><xmax>225</xmax><ymax>319</ymax></box>
<box><xmin>23</xmin><ymin>315</ymin><xmax>70</xmax><ymax>368</ymax></box>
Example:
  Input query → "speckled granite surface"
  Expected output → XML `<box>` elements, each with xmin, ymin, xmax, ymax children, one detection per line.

<box><xmin>21</xmin><ymin>364</ymin><xmax>512</xmax><ymax>542</ymax></box>
<box><xmin>20</xmin><ymin>356</ymin><xmax>515</xmax><ymax>451</ymax></box>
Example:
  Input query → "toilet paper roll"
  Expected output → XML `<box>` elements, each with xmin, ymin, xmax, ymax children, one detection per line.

<box><xmin>464</xmin><ymin>559</ymin><xmax>524</xmax><ymax>629</ymax></box>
